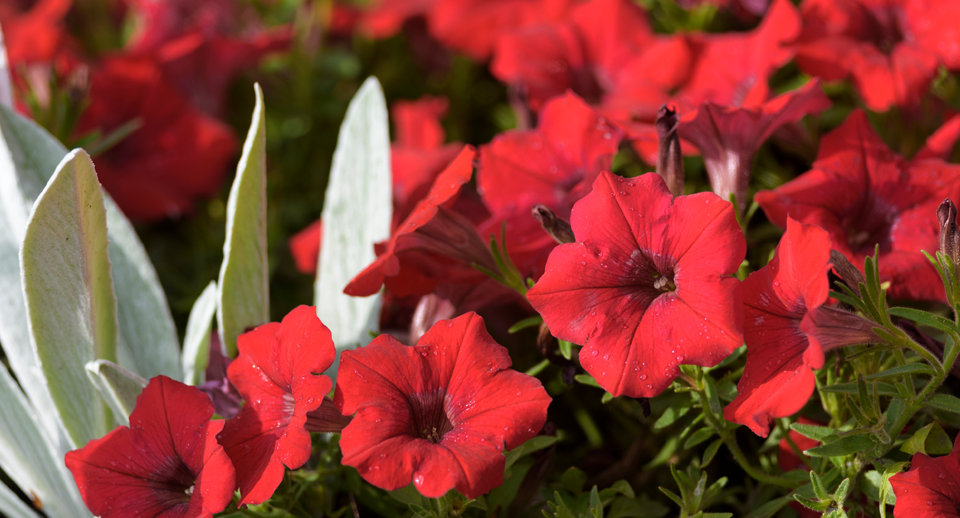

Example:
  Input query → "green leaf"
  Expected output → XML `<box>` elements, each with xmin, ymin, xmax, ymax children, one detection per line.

<box><xmin>793</xmin><ymin>494</ymin><xmax>831</xmax><ymax>512</ymax></box>
<box><xmin>315</xmin><ymin>77</ymin><xmax>392</xmax><ymax>382</ymax></box>
<box><xmin>562</xmin><ymin>467</ymin><xmax>588</xmax><ymax>495</ymax></box>
<box><xmin>575</xmin><ymin>374</ymin><xmax>603</xmax><ymax>389</ymax></box>
<box><xmin>701</xmin><ymin>439</ymin><xmax>722</xmax><ymax>467</ymax></box>
<box><xmin>654</xmin><ymin>399</ymin><xmax>692</xmax><ymax>430</ymax></box>
<box><xmin>926</xmin><ymin>393</ymin><xmax>960</xmax><ymax>414</ymax></box>
<box><xmin>558</xmin><ymin>339</ymin><xmax>574</xmax><ymax>360</ymax></box>
<box><xmin>865</xmin><ymin>363</ymin><xmax>936</xmax><ymax>380</ymax></box>
<box><xmin>887</xmin><ymin>307</ymin><xmax>959</xmax><ymax>338</ymax></box>
<box><xmin>810</xmin><ymin>471</ymin><xmax>828</xmax><ymax>501</ymax></box>
<box><xmin>684</xmin><ymin>427</ymin><xmax>715</xmax><ymax>450</ymax></box>
<box><xmin>804</xmin><ymin>435</ymin><xmax>877</xmax><ymax>458</ymax></box>
<box><xmin>182</xmin><ymin>281</ymin><xmax>218</xmax><ymax>385</ymax></box>
<box><xmin>503</xmin><ymin>434</ymin><xmax>558</xmax><ymax>471</ymax></box>
<box><xmin>0</xmin><ymin>480</ymin><xmax>40</xmax><ymax>518</ymax></box>
<box><xmin>791</xmin><ymin>423</ymin><xmax>838</xmax><ymax>442</ymax></box>
<box><xmin>218</xmin><ymin>84</ymin><xmax>269</xmax><ymax>358</ymax></box>
<box><xmin>879</xmin><ymin>462</ymin><xmax>908</xmax><ymax>516</ymax></box>
<box><xmin>900</xmin><ymin>422</ymin><xmax>953</xmax><ymax>456</ymax></box>
<box><xmin>0</xmin><ymin>365</ymin><xmax>88</xmax><ymax>517</ymax></box>
<box><xmin>820</xmin><ymin>382</ymin><xmax>898</xmax><ymax>396</ymax></box>
<box><xmin>21</xmin><ymin>149</ymin><xmax>116</xmax><ymax>448</ymax></box>
<box><xmin>85</xmin><ymin>360</ymin><xmax>147</xmax><ymax>427</ymax></box>
<box><xmin>742</xmin><ymin>496</ymin><xmax>791</xmax><ymax>518</ymax></box>
<box><xmin>509</xmin><ymin>316</ymin><xmax>543</xmax><ymax>333</ymax></box>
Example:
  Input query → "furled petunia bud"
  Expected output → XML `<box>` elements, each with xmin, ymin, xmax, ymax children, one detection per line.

<box><xmin>533</xmin><ymin>205</ymin><xmax>575</xmax><ymax>244</ymax></box>
<box><xmin>938</xmin><ymin>198</ymin><xmax>959</xmax><ymax>266</ymax></box>
<box><xmin>655</xmin><ymin>105</ymin><xmax>684</xmax><ymax>197</ymax></box>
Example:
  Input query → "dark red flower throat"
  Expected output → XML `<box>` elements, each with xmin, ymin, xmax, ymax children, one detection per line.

<box><xmin>408</xmin><ymin>387</ymin><xmax>454</xmax><ymax>443</ymax></box>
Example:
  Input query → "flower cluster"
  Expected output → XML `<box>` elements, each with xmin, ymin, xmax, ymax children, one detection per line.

<box><xmin>6</xmin><ymin>0</ymin><xmax>960</xmax><ymax>517</ymax></box>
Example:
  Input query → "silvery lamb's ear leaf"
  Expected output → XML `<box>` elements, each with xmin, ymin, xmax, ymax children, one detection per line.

<box><xmin>315</xmin><ymin>77</ymin><xmax>392</xmax><ymax>382</ymax></box>
<box><xmin>0</xmin><ymin>481</ymin><xmax>41</xmax><ymax>518</ymax></box>
<box><xmin>85</xmin><ymin>360</ymin><xmax>147</xmax><ymax>427</ymax></box>
<box><xmin>21</xmin><ymin>149</ymin><xmax>117</xmax><ymax>448</ymax></box>
<box><xmin>0</xmin><ymin>100</ymin><xmax>181</xmax><ymax>449</ymax></box>
<box><xmin>0</xmin><ymin>365</ymin><xmax>89</xmax><ymax>518</ymax></box>
<box><xmin>218</xmin><ymin>83</ymin><xmax>269</xmax><ymax>358</ymax></box>
<box><xmin>182</xmin><ymin>281</ymin><xmax>218</xmax><ymax>385</ymax></box>
<box><xmin>104</xmin><ymin>206</ymin><xmax>181</xmax><ymax>381</ymax></box>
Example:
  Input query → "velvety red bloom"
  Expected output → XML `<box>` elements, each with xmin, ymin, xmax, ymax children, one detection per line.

<box><xmin>65</xmin><ymin>375</ymin><xmax>235</xmax><ymax>518</ymax></box>
<box><xmin>490</xmin><ymin>0</ymin><xmax>658</xmax><ymax>109</ymax></box>
<box><xmin>289</xmin><ymin>219</ymin><xmax>324</xmax><ymax>276</ymax></box>
<box><xmin>478</xmin><ymin>91</ymin><xmax>622</xmax><ymax>220</ymax></box>
<box><xmin>603</xmin><ymin>0</ymin><xmax>800</xmax><ymax>163</ymax></box>
<box><xmin>345</xmin><ymin>147</ymin><xmax>497</xmax><ymax>298</ymax></box>
<box><xmin>527</xmin><ymin>171</ymin><xmax>745</xmax><ymax>398</ymax></box>
<box><xmin>890</xmin><ymin>433</ymin><xmax>960</xmax><ymax>517</ymax></box>
<box><xmin>336</xmin><ymin>312</ymin><xmax>551</xmax><ymax>498</ymax></box>
<box><xmin>75</xmin><ymin>55</ymin><xmax>237</xmax><ymax>222</ymax></box>
<box><xmin>678</xmin><ymin>79</ymin><xmax>832</xmax><ymax>207</ymax></box>
<box><xmin>125</xmin><ymin>0</ymin><xmax>239</xmax><ymax>51</ymax></box>
<box><xmin>916</xmin><ymin>113</ymin><xmax>960</xmax><ymax>161</ymax></box>
<box><xmin>724</xmin><ymin>219</ymin><xmax>878</xmax><ymax>436</ymax></box>
<box><xmin>359</xmin><ymin>0</ymin><xmax>436</xmax><ymax>38</ymax></box>
<box><xmin>428</xmin><ymin>0</ymin><xmax>572</xmax><ymax>60</ymax></box>
<box><xmin>217</xmin><ymin>305</ymin><xmax>337</xmax><ymax>506</ymax></box>
<box><xmin>796</xmin><ymin>0</ymin><xmax>960</xmax><ymax>111</ymax></box>
<box><xmin>0</xmin><ymin>0</ymin><xmax>71</xmax><ymax>65</ymax></box>
<box><xmin>755</xmin><ymin>110</ymin><xmax>960</xmax><ymax>302</ymax></box>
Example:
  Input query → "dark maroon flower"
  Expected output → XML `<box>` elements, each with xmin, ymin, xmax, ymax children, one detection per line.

<box><xmin>527</xmin><ymin>171</ymin><xmax>745</xmax><ymax>398</ymax></box>
<box><xmin>336</xmin><ymin>312</ymin><xmax>551</xmax><ymax>498</ymax></box>
<box><xmin>65</xmin><ymin>376</ymin><xmax>235</xmax><ymax>518</ymax></box>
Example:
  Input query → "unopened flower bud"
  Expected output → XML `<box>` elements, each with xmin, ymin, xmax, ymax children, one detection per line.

<box><xmin>533</xmin><ymin>205</ymin><xmax>575</xmax><ymax>244</ymax></box>
<box><xmin>938</xmin><ymin>198</ymin><xmax>959</xmax><ymax>266</ymax></box>
<box><xmin>655</xmin><ymin>105</ymin><xmax>684</xmax><ymax>196</ymax></box>
<box><xmin>830</xmin><ymin>250</ymin><xmax>866</xmax><ymax>297</ymax></box>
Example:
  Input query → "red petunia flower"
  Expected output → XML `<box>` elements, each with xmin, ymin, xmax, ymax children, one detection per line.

<box><xmin>65</xmin><ymin>375</ymin><xmax>235</xmax><ymax>518</ymax></box>
<box><xmin>796</xmin><ymin>0</ymin><xmax>960</xmax><ymax>111</ymax></box>
<box><xmin>345</xmin><ymin>146</ymin><xmax>497</xmax><ymax>298</ymax></box>
<box><xmin>889</xmin><ymin>432</ymin><xmax>960</xmax><ymax>518</ymax></box>
<box><xmin>427</xmin><ymin>0</ymin><xmax>572</xmax><ymax>61</ymax></box>
<box><xmin>216</xmin><ymin>305</ymin><xmax>341</xmax><ymax>506</ymax></box>
<box><xmin>526</xmin><ymin>171</ymin><xmax>745</xmax><ymax>398</ymax></box>
<box><xmin>75</xmin><ymin>55</ymin><xmax>237</xmax><ymax>222</ymax></box>
<box><xmin>725</xmin><ymin>219</ymin><xmax>829</xmax><ymax>436</ymax></box>
<box><xmin>490</xmin><ymin>0</ymin><xmax>658</xmax><ymax>109</ymax></box>
<box><xmin>678</xmin><ymin>79</ymin><xmax>832</xmax><ymax>208</ymax></box>
<box><xmin>335</xmin><ymin>312</ymin><xmax>551</xmax><ymax>498</ymax></box>
<box><xmin>755</xmin><ymin>110</ymin><xmax>960</xmax><ymax>302</ymax></box>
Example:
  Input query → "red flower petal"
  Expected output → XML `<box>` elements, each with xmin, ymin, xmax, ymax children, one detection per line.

<box><xmin>290</xmin><ymin>219</ymin><xmax>323</xmax><ymax>275</ymax></box>
<box><xmin>65</xmin><ymin>376</ymin><xmax>235</xmax><ymax>518</ymax></box>
<box><xmin>755</xmin><ymin>110</ymin><xmax>960</xmax><ymax>302</ymax></box>
<box><xmin>478</xmin><ymin>92</ymin><xmax>622</xmax><ymax>218</ymax></box>
<box><xmin>345</xmin><ymin>146</ymin><xmax>493</xmax><ymax>297</ymax></box>
<box><xmin>0</xmin><ymin>0</ymin><xmax>71</xmax><ymax>66</ymax></box>
<box><xmin>337</xmin><ymin>312</ymin><xmax>551</xmax><ymax>499</ymax></box>
<box><xmin>915</xmin><ymin>114</ymin><xmax>960</xmax><ymax>161</ymax></box>
<box><xmin>890</xmin><ymin>433</ymin><xmax>960</xmax><ymax>518</ymax></box>
<box><xmin>527</xmin><ymin>172</ymin><xmax>745</xmax><ymax>397</ymax></box>
<box><xmin>723</xmin><ymin>218</ymin><xmax>832</xmax><ymax>437</ymax></box>
<box><xmin>217</xmin><ymin>305</ymin><xmax>335</xmax><ymax>506</ymax></box>
<box><xmin>678</xmin><ymin>79</ymin><xmax>831</xmax><ymax>205</ymax></box>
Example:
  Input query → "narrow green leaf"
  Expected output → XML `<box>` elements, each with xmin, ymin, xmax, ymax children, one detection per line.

<box><xmin>865</xmin><ymin>363</ymin><xmax>936</xmax><ymax>380</ymax></box>
<box><xmin>926</xmin><ymin>393</ymin><xmax>960</xmax><ymax>414</ymax></box>
<box><xmin>834</xmin><ymin>478</ymin><xmax>851</xmax><ymax>503</ymax></box>
<box><xmin>810</xmin><ymin>471</ymin><xmax>828</xmax><ymax>501</ymax></box>
<box><xmin>21</xmin><ymin>149</ymin><xmax>116</xmax><ymax>448</ymax></box>
<box><xmin>85</xmin><ymin>360</ymin><xmax>147</xmax><ymax>427</ymax></box>
<box><xmin>792</xmin><ymin>495</ymin><xmax>831</xmax><ymax>512</ymax></box>
<box><xmin>655</xmin><ymin>399</ymin><xmax>692</xmax><ymax>430</ymax></box>
<box><xmin>791</xmin><ymin>423</ymin><xmax>838</xmax><ymax>442</ymax></box>
<box><xmin>804</xmin><ymin>435</ymin><xmax>877</xmax><ymax>458</ymax></box>
<box><xmin>0</xmin><ymin>480</ymin><xmax>40</xmax><ymax>518</ymax></box>
<box><xmin>558</xmin><ymin>339</ymin><xmax>574</xmax><ymax>360</ymax></box>
<box><xmin>879</xmin><ymin>462</ymin><xmax>908</xmax><ymax>516</ymax></box>
<box><xmin>0</xmin><ymin>365</ymin><xmax>88</xmax><ymax>518</ymax></box>
<box><xmin>182</xmin><ymin>281</ymin><xmax>218</xmax><ymax>385</ymax></box>
<box><xmin>509</xmin><ymin>315</ymin><xmax>543</xmax><ymax>333</ymax></box>
<box><xmin>218</xmin><ymin>83</ymin><xmax>269</xmax><ymax>358</ymax></box>
<box><xmin>701</xmin><ymin>438</ymin><xmax>722</xmax><ymax>467</ymax></box>
<box><xmin>743</xmin><ymin>496</ymin><xmax>791</xmax><ymax>518</ymax></box>
<box><xmin>315</xmin><ymin>77</ymin><xmax>392</xmax><ymax>382</ymax></box>
<box><xmin>887</xmin><ymin>307</ymin><xmax>959</xmax><ymax>338</ymax></box>
<box><xmin>575</xmin><ymin>374</ymin><xmax>603</xmax><ymax>388</ymax></box>
<box><xmin>820</xmin><ymin>382</ymin><xmax>898</xmax><ymax>396</ymax></box>
<box><xmin>684</xmin><ymin>427</ymin><xmax>716</xmax><ymax>450</ymax></box>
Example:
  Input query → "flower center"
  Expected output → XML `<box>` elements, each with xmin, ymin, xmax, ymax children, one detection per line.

<box><xmin>408</xmin><ymin>388</ymin><xmax>454</xmax><ymax>444</ymax></box>
<box><xmin>652</xmin><ymin>272</ymin><xmax>676</xmax><ymax>292</ymax></box>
